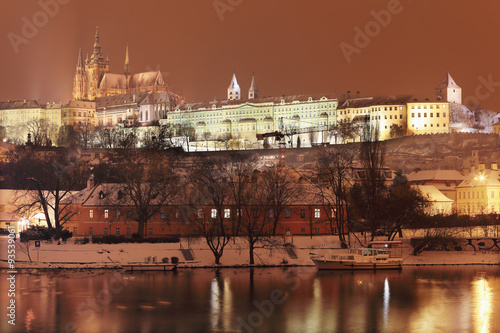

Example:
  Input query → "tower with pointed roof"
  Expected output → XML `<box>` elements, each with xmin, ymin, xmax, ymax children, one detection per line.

<box><xmin>124</xmin><ymin>44</ymin><xmax>130</xmax><ymax>76</ymax></box>
<box><xmin>436</xmin><ymin>72</ymin><xmax>462</xmax><ymax>105</ymax></box>
<box><xmin>227</xmin><ymin>72</ymin><xmax>241</xmax><ymax>100</ymax></box>
<box><xmin>72</xmin><ymin>48</ymin><xmax>88</xmax><ymax>101</ymax></box>
<box><xmin>85</xmin><ymin>27</ymin><xmax>110</xmax><ymax>100</ymax></box>
<box><xmin>248</xmin><ymin>73</ymin><xmax>258</xmax><ymax>99</ymax></box>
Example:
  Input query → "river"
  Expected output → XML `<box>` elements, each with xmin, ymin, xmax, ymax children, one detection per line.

<box><xmin>1</xmin><ymin>266</ymin><xmax>499</xmax><ymax>333</ymax></box>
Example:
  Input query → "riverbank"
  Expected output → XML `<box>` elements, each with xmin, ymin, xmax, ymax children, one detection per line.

<box><xmin>1</xmin><ymin>235</ymin><xmax>499</xmax><ymax>271</ymax></box>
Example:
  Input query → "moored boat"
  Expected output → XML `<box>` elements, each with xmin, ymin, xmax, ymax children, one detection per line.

<box><xmin>310</xmin><ymin>241</ymin><xmax>403</xmax><ymax>270</ymax></box>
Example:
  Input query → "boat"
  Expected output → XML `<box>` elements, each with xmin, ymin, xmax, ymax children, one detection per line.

<box><xmin>310</xmin><ymin>241</ymin><xmax>403</xmax><ymax>270</ymax></box>
<box><xmin>122</xmin><ymin>263</ymin><xmax>177</xmax><ymax>272</ymax></box>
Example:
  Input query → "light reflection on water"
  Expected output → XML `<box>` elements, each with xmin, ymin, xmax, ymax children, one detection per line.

<box><xmin>473</xmin><ymin>274</ymin><xmax>493</xmax><ymax>333</ymax></box>
<box><xmin>0</xmin><ymin>266</ymin><xmax>499</xmax><ymax>333</ymax></box>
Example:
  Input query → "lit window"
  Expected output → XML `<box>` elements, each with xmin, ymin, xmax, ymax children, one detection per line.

<box><xmin>314</xmin><ymin>208</ymin><xmax>320</xmax><ymax>218</ymax></box>
<box><xmin>211</xmin><ymin>209</ymin><xmax>217</xmax><ymax>218</ymax></box>
<box><xmin>104</xmin><ymin>210</ymin><xmax>109</xmax><ymax>218</ymax></box>
<box><xmin>224</xmin><ymin>209</ymin><xmax>230</xmax><ymax>219</ymax></box>
<box><xmin>197</xmin><ymin>209</ymin><xmax>204</xmax><ymax>218</ymax></box>
<box><xmin>89</xmin><ymin>210</ymin><xmax>93</xmax><ymax>218</ymax></box>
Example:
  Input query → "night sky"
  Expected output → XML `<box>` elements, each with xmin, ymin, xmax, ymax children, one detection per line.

<box><xmin>1</xmin><ymin>0</ymin><xmax>500</xmax><ymax>109</ymax></box>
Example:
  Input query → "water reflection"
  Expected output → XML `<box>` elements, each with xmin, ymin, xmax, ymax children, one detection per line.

<box><xmin>210</xmin><ymin>270</ymin><xmax>233</xmax><ymax>332</ymax></box>
<box><xmin>0</xmin><ymin>267</ymin><xmax>499</xmax><ymax>333</ymax></box>
<box><xmin>473</xmin><ymin>273</ymin><xmax>493</xmax><ymax>333</ymax></box>
<box><xmin>383</xmin><ymin>277</ymin><xmax>390</xmax><ymax>328</ymax></box>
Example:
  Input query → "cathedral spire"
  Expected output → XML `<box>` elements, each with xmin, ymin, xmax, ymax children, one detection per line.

<box><xmin>73</xmin><ymin>48</ymin><xmax>87</xmax><ymax>101</ymax></box>
<box><xmin>76</xmin><ymin>48</ymin><xmax>84</xmax><ymax>68</ymax></box>
<box><xmin>227</xmin><ymin>71</ymin><xmax>241</xmax><ymax>100</ymax></box>
<box><xmin>91</xmin><ymin>26</ymin><xmax>104</xmax><ymax>63</ymax></box>
<box><xmin>248</xmin><ymin>72</ymin><xmax>258</xmax><ymax>99</ymax></box>
<box><xmin>124</xmin><ymin>44</ymin><xmax>130</xmax><ymax>76</ymax></box>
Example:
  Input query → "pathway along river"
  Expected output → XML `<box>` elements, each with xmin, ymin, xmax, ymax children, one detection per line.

<box><xmin>1</xmin><ymin>266</ymin><xmax>499</xmax><ymax>333</ymax></box>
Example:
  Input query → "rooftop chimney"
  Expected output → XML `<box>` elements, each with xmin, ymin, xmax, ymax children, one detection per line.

<box><xmin>87</xmin><ymin>174</ymin><xmax>95</xmax><ymax>189</ymax></box>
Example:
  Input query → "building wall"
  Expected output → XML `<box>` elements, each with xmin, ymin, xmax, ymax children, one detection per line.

<box><xmin>66</xmin><ymin>204</ymin><xmax>342</xmax><ymax>237</ymax></box>
<box><xmin>407</xmin><ymin>102</ymin><xmax>449</xmax><ymax>135</ymax></box>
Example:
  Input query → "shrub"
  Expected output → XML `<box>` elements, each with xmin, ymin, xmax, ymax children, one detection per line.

<box><xmin>20</xmin><ymin>226</ymin><xmax>53</xmax><ymax>242</ymax></box>
<box><xmin>171</xmin><ymin>257</ymin><xmax>179</xmax><ymax>264</ymax></box>
<box><xmin>90</xmin><ymin>235</ymin><xmax>180</xmax><ymax>244</ymax></box>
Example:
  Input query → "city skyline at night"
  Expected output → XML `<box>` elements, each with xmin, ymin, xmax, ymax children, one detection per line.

<box><xmin>1</xmin><ymin>0</ymin><xmax>500</xmax><ymax>111</ymax></box>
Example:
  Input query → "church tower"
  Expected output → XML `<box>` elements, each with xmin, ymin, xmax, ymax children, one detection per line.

<box><xmin>124</xmin><ymin>44</ymin><xmax>130</xmax><ymax>76</ymax></box>
<box><xmin>85</xmin><ymin>27</ymin><xmax>110</xmax><ymax>100</ymax></box>
<box><xmin>72</xmin><ymin>48</ymin><xmax>88</xmax><ymax>101</ymax></box>
<box><xmin>248</xmin><ymin>72</ymin><xmax>258</xmax><ymax>99</ymax></box>
<box><xmin>436</xmin><ymin>72</ymin><xmax>462</xmax><ymax>105</ymax></box>
<box><xmin>227</xmin><ymin>72</ymin><xmax>241</xmax><ymax>100</ymax></box>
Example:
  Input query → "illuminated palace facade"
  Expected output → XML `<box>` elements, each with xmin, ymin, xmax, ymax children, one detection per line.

<box><xmin>164</xmin><ymin>72</ymin><xmax>450</xmax><ymax>144</ymax></box>
<box><xmin>0</xmin><ymin>28</ymin><xmax>457</xmax><ymax>145</ymax></box>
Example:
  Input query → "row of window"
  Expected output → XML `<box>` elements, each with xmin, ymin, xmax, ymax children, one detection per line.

<box><xmin>87</xmin><ymin>226</ymin><xmax>154</xmax><ymax>236</ymax></box>
<box><xmin>411</xmin><ymin>112</ymin><xmax>446</xmax><ymax>118</ymax></box>
<box><xmin>89</xmin><ymin>207</ymin><xmax>336</xmax><ymax>220</ymax></box>
<box><xmin>411</xmin><ymin>123</ymin><xmax>447</xmax><ymax>128</ymax></box>
<box><xmin>458</xmin><ymin>191</ymin><xmax>500</xmax><ymax>199</ymax></box>
<box><xmin>410</xmin><ymin>105</ymin><xmax>446</xmax><ymax>110</ymax></box>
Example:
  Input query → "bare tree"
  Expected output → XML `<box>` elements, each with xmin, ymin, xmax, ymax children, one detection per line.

<box><xmin>188</xmin><ymin>157</ymin><xmax>235</xmax><ymax>265</ymax></box>
<box><xmin>203</xmin><ymin>131</ymin><xmax>212</xmax><ymax>151</ymax></box>
<box><xmin>262</xmin><ymin>165</ymin><xmax>299</xmax><ymax>236</ymax></box>
<box><xmin>74</xmin><ymin>121</ymin><xmax>95</xmax><ymax>148</ymax></box>
<box><xmin>5</xmin><ymin>146</ymin><xmax>87</xmax><ymax>238</ymax></box>
<box><xmin>239</xmin><ymin>176</ymin><xmax>274</xmax><ymax>265</ymax></box>
<box><xmin>26</xmin><ymin>119</ymin><xmax>58</xmax><ymax>146</ymax></box>
<box><xmin>350</xmin><ymin>125</ymin><xmax>387</xmax><ymax>240</ymax></box>
<box><xmin>110</xmin><ymin>149</ymin><xmax>182</xmax><ymax>239</ymax></box>
<box><xmin>218</xmin><ymin>133</ymin><xmax>232</xmax><ymax>150</ymax></box>
<box><xmin>310</xmin><ymin>145</ymin><xmax>356</xmax><ymax>247</ymax></box>
<box><xmin>476</xmin><ymin>109</ymin><xmax>498</xmax><ymax>133</ymax></box>
<box><xmin>141</xmin><ymin>124</ymin><xmax>176</xmax><ymax>150</ymax></box>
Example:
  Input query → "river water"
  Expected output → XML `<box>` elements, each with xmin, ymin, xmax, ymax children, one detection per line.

<box><xmin>1</xmin><ymin>266</ymin><xmax>499</xmax><ymax>333</ymax></box>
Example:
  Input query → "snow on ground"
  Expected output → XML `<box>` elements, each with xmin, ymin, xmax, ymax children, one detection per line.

<box><xmin>1</xmin><ymin>234</ymin><xmax>499</xmax><ymax>270</ymax></box>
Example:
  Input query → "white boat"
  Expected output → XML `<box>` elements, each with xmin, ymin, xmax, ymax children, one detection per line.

<box><xmin>310</xmin><ymin>241</ymin><xmax>403</xmax><ymax>270</ymax></box>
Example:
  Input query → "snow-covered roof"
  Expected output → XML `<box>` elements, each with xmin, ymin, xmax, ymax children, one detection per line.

<box><xmin>99</xmin><ymin>71</ymin><xmax>166</xmax><ymax>91</ymax></box>
<box><xmin>130</xmin><ymin>71</ymin><xmax>165</xmax><ymax>88</ymax></box>
<box><xmin>413</xmin><ymin>185</ymin><xmax>453</xmax><ymax>203</ymax></box>
<box><xmin>0</xmin><ymin>100</ymin><xmax>42</xmax><ymax>110</ymax></box>
<box><xmin>456</xmin><ymin>169</ymin><xmax>500</xmax><ymax>188</ymax></box>
<box><xmin>100</xmin><ymin>73</ymin><xmax>128</xmax><ymax>90</ymax></box>
<box><xmin>407</xmin><ymin>170</ymin><xmax>465</xmax><ymax>182</ymax></box>
<box><xmin>96</xmin><ymin>91</ymin><xmax>149</xmax><ymax>109</ymax></box>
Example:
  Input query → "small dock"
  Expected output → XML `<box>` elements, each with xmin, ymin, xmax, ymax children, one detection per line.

<box><xmin>122</xmin><ymin>263</ymin><xmax>177</xmax><ymax>272</ymax></box>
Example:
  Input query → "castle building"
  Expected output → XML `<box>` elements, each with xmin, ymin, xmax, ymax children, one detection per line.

<box><xmin>72</xmin><ymin>27</ymin><xmax>175</xmax><ymax>102</ymax></box>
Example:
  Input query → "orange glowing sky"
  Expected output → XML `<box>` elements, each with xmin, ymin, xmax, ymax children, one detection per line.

<box><xmin>1</xmin><ymin>0</ymin><xmax>499</xmax><ymax>110</ymax></box>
